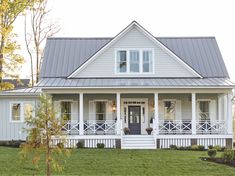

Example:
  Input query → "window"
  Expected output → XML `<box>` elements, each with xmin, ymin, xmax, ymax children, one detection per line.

<box><xmin>11</xmin><ymin>103</ymin><xmax>21</xmax><ymax>122</ymax></box>
<box><xmin>130</xmin><ymin>50</ymin><xmax>140</xmax><ymax>72</ymax></box>
<box><xmin>198</xmin><ymin>101</ymin><xmax>210</xmax><ymax>120</ymax></box>
<box><xmin>24</xmin><ymin>103</ymin><xmax>33</xmax><ymax>119</ymax></box>
<box><xmin>164</xmin><ymin>101</ymin><xmax>176</xmax><ymax>120</ymax></box>
<box><xmin>117</xmin><ymin>50</ymin><xmax>127</xmax><ymax>73</ymax></box>
<box><xmin>61</xmin><ymin>101</ymin><xmax>71</xmax><ymax>121</ymax></box>
<box><xmin>116</xmin><ymin>49</ymin><xmax>153</xmax><ymax>73</ymax></box>
<box><xmin>10</xmin><ymin>102</ymin><xmax>34</xmax><ymax>122</ymax></box>
<box><xmin>143</xmin><ymin>50</ymin><xmax>153</xmax><ymax>72</ymax></box>
<box><xmin>95</xmin><ymin>101</ymin><xmax>106</xmax><ymax>120</ymax></box>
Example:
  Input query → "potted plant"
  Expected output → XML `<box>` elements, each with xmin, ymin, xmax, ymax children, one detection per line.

<box><xmin>123</xmin><ymin>127</ymin><xmax>130</xmax><ymax>135</ymax></box>
<box><xmin>146</xmin><ymin>127</ymin><xmax>153</xmax><ymax>135</ymax></box>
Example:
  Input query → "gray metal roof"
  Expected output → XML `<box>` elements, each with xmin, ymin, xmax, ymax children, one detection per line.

<box><xmin>40</xmin><ymin>37</ymin><xmax>229</xmax><ymax>78</ymax></box>
<box><xmin>0</xmin><ymin>88</ymin><xmax>41</xmax><ymax>96</ymax></box>
<box><xmin>36</xmin><ymin>78</ymin><xmax>235</xmax><ymax>88</ymax></box>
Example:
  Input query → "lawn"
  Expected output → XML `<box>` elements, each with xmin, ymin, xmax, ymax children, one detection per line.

<box><xmin>0</xmin><ymin>147</ymin><xmax>235</xmax><ymax>176</ymax></box>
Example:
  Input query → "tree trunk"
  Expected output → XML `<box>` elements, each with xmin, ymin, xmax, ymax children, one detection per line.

<box><xmin>0</xmin><ymin>36</ymin><xmax>5</xmax><ymax>90</ymax></box>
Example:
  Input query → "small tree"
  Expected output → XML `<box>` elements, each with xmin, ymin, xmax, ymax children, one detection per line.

<box><xmin>20</xmin><ymin>93</ymin><xmax>70</xmax><ymax>176</ymax></box>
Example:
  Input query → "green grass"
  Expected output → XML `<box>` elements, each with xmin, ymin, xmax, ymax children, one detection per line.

<box><xmin>0</xmin><ymin>147</ymin><xmax>235</xmax><ymax>176</ymax></box>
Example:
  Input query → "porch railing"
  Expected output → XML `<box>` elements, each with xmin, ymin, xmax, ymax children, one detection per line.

<box><xmin>84</xmin><ymin>120</ymin><xmax>116</xmax><ymax>135</ymax></box>
<box><xmin>158</xmin><ymin>120</ymin><xmax>192</xmax><ymax>135</ymax></box>
<box><xmin>196</xmin><ymin>120</ymin><xmax>226</xmax><ymax>134</ymax></box>
<box><xmin>62</xmin><ymin>120</ymin><xmax>79</xmax><ymax>135</ymax></box>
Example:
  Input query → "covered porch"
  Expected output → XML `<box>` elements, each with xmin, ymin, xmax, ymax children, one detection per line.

<box><xmin>51</xmin><ymin>90</ymin><xmax>233</xmax><ymax>136</ymax></box>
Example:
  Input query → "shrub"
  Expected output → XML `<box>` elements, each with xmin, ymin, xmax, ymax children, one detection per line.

<box><xmin>221</xmin><ymin>147</ymin><xmax>226</xmax><ymax>152</ymax></box>
<box><xmin>0</xmin><ymin>140</ymin><xmax>23</xmax><ymax>148</ymax></box>
<box><xmin>208</xmin><ymin>145</ymin><xmax>213</xmax><ymax>149</ymax></box>
<box><xmin>207</xmin><ymin>149</ymin><xmax>217</xmax><ymax>158</ymax></box>
<box><xmin>178</xmin><ymin>146</ymin><xmax>186</xmax><ymax>150</ymax></box>
<box><xmin>214</xmin><ymin>145</ymin><xmax>222</xmax><ymax>152</ymax></box>
<box><xmin>223</xmin><ymin>149</ymin><xmax>234</xmax><ymax>163</ymax></box>
<box><xmin>198</xmin><ymin>145</ymin><xmax>205</xmax><ymax>151</ymax></box>
<box><xmin>169</xmin><ymin>145</ymin><xmax>177</xmax><ymax>150</ymax></box>
<box><xmin>57</xmin><ymin>142</ymin><xmax>64</xmax><ymax>149</ymax></box>
<box><xmin>191</xmin><ymin>145</ymin><xmax>199</xmax><ymax>151</ymax></box>
<box><xmin>97</xmin><ymin>143</ymin><xmax>105</xmax><ymax>149</ymax></box>
<box><xmin>0</xmin><ymin>141</ymin><xmax>7</xmax><ymax>146</ymax></box>
<box><xmin>76</xmin><ymin>141</ymin><xmax>84</xmax><ymax>149</ymax></box>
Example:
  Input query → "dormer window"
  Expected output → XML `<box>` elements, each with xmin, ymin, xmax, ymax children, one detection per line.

<box><xmin>116</xmin><ymin>49</ymin><xmax>153</xmax><ymax>74</ymax></box>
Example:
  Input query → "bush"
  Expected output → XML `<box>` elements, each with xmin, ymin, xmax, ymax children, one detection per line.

<box><xmin>169</xmin><ymin>145</ymin><xmax>177</xmax><ymax>150</ymax></box>
<box><xmin>214</xmin><ymin>145</ymin><xmax>222</xmax><ymax>152</ymax></box>
<box><xmin>76</xmin><ymin>141</ymin><xmax>84</xmax><ymax>149</ymax></box>
<box><xmin>57</xmin><ymin>142</ymin><xmax>64</xmax><ymax>149</ymax></box>
<box><xmin>198</xmin><ymin>145</ymin><xmax>205</xmax><ymax>151</ymax></box>
<box><xmin>191</xmin><ymin>145</ymin><xmax>199</xmax><ymax>151</ymax></box>
<box><xmin>0</xmin><ymin>140</ymin><xmax>23</xmax><ymax>148</ymax></box>
<box><xmin>207</xmin><ymin>149</ymin><xmax>217</xmax><ymax>158</ymax></box>
<box><xmin>223</xmin><ymin>149</ymin><xmax>234</xmax><ymax>163</ymax></box>
<box><xmin>221</xmin><ymin>147</ymin><xmax>226</xmax><ymax>152</ymax></box>
<box><xmin>97</xmin><ymin>143</ymin><xmax>105</xmax><ymax>149</ymax></box>
<box><xmin>208</xmin><ymin>145</ymin><xmax>213</xmax><ymax>149</ymax></box>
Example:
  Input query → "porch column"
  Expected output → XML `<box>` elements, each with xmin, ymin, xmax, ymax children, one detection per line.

<box><xmin>191</xmin><ymin>93</ymin><xmax>196</xmax><ymax>135</ymax></box>
<box><xmin>116</xmin><ymin>93</ymin><xmax>121</xmax><ymax>135</ymax></box>
<box><xmin>79</xmin><ymin>93</ymin><xmax>84</xmax><ymax>135</ymax></box>
<box><xmin>154</xmin><ymin>93</ymin><xmax>159</xmax><ymax>135</ymax></box>
<box><xmin>227</xmin><ymin>93</ymin><xmax>233</xmax><ymax>135</ymax></box>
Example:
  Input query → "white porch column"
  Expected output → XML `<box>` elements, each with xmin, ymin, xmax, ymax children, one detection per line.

<box><xmin>79</xmin><ymin>93</ymin><xmax>84</xmax><ymax>135</ymax></box>
<box><xmin>191</xmin><ymin>93</ymin><xmax>196</xmax><ymax>135</ymax></box>
<box><xmin>227</xmin><ymin>93</ymin><xmax>233</xmax><ymax>135</ymax></box>
<box><xmin>154</xmin><ymin>93</ymin><xmax>159</xmax><ymax>135</ymax></box>
<box><xmin>116</xmin><ymin>93</ymin><xmax>121</xmax><ymax>135</ymax></box>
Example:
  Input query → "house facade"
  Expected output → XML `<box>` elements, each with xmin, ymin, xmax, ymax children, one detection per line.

<box><xmin>0</xmin><ymin>21</ymin><xmax>234</xmax><ymax>149</ymax></box>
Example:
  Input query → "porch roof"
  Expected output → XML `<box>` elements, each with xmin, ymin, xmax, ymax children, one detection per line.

<box><xmin>36</xmin><ymin>78</ymin><xmax>235</xmax><ymax>88</ymax></box>
<box><xmin>0</xmin><ymin>87</ymin><xmax>41</xmax><ymax>96</ymax></box>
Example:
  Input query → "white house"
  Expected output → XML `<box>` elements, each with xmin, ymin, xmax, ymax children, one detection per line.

<box><xmin>0</xmin><ymin>21</ymin><xmax>234</xmax><ymax>149</ymax></box>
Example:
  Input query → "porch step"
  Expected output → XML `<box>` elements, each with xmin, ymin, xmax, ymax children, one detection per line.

<box><xmin>121</xmin><ymin>135</ymin><xmax>156</xmax><ymax>149</ymax></box>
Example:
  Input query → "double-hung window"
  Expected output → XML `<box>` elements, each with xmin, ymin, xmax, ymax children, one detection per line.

<box><xmin>163</xmin><ymin>101</ymin><xmax>176</xmax><ymax>120</ymax></box>
<box><xmin>116</xmin><ymin>49</ymin><xmax>153</xmax><ymax>74</ymax></box>
<box><xmin>10</xmin><ymin>102</ymin><xmax>34</xmax><ymax>122</ymax></box>
<box><xmin>198</xmin><ymin>101</ymin><xmax>210</xmax><ymax>120</ymax></box>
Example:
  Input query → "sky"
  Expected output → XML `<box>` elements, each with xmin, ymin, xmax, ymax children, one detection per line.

<box><xmin>15</xmin><ymin>0</ymin><xmax>235</xmax><ymax>81</ymax></box>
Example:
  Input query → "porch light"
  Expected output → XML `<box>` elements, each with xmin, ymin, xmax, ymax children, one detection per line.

<box><xmin>112</xmin><ymin>102</ymin><xmax>116</xmax><ymax>111</ymax></box>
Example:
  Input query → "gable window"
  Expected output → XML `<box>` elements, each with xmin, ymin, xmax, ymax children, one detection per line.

<box><xmin>143</xmin><ymin>50</ymin><xmax>153</xmax><ymax>72</ymax></box>
<box><xmin>116</xmin><ymin>49</ymin><xmax>153</xmax><ymax>74</ymax></box>
<box><xmin>10</xmin><ymin>102</ymin><xmax>34</xmax><ymax>122</ymax></box>
<box><xmin>164</xmin><ymin>101</ymin><xmax>176</xmax><ymax>120</ymax></box>
<box><xmin>117</xmin><ymin>50</ymin><xmax>127</xmax><ymax>73</ymax></box>
<box><xmin>130</xmin><ymin>50</ymin><xmax>140</xmax><ymax>72</ymax></box>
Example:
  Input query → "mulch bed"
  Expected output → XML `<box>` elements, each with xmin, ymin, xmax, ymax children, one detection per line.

<box><xmin>200</xmin><ymin>157</ymin><xmax>235</xmax><ymax>167</ymax></box>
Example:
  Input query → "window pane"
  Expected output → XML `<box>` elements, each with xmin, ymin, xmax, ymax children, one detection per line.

<box><xmin>117</xmin><ymin>51</ymin><xmax>127</xmax><ymax>72</ymax></box>
<box><xmin>24</xmin><ymin>103</ymin><xmax>33</xmax><ymax>119</ymax></box>
<box><xmin>96</xmin><ymin>102</ymin><xmax>106</xmax><ymax>120</ymax></box>
<box><xmin>61</xmin><ymin>102</ymin><xmax>71</xmax><ymax>120</ymax></box>
<box><xmin>199</xmin><ymin>101</ymin><xmax>209</xmax><ymax>120</ymax></box>
<box><xmin>164</xmin><ymin>101</ymin><xmax>176</xmax><ymax>120</ymax></box>
<box><xmin>143</xmin><ymin>51</ymin><xmax>153</xmax><ymax>72</ymax></box>
<box><xmin>130</xmin><ymin>50</ymin><xmax>139</xmax><ymax>72</ymax></box>
<box><xmin>11</xmin><ymin>103</ymin><xmax>21</xmax><ymax>121</ymax></box>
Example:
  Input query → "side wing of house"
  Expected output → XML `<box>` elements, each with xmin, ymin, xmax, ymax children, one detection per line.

<box><xmin>71</xmin><ymin>25</ymin><xmax>200</xmax><ymax>78</ymax></box>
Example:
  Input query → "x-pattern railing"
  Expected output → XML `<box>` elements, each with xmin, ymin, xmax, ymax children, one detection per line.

<box><xmin>62</xmin><ymin>121</ymin><xmax>79</xmax><ymax>134</ymax></box>
<box><xmin>84</xmin><ymin>120</ymin><xmax>116</xmax><ymax>135</ymax></box>
<box><xmin>196</xmin><ymin>120</ymin><xmax>226</xmax><ymax>134</ymax></box>
<box><xmin>159</xmin><ymin>120</ymin><xmax>192</xmax><ymax>134</ymax></box>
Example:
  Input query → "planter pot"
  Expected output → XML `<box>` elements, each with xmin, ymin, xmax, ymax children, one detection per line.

<box><xmin>146</xmin><ymin>131</ymin><xmax>152</xmax><ymax>135</ymax></box>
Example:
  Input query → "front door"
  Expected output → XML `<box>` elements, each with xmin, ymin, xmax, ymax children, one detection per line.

<box><xmin>128</xmin><ymin>106</ymin><xmax>141</xmax><ymax>134</ymax></box>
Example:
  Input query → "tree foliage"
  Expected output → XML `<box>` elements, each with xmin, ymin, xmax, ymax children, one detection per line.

<box><xmin>20</xmin><ymin>93</ymin><xmax>70</xmax><ymax>176</ymax></box>
<box><xmin>0</xmin><ymin>0</ymin><xmax>34</xmax><ymax>90</ymax></box>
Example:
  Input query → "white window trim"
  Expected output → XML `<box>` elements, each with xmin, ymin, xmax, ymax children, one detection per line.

<box><xmin>115</xmin><ymin>48</ymin><xmax>155</xmax><ymax>74</ymax></box>
<box><xmin>9</xmin><ymin>101</ymin><xmax>35</xmax><ymax>123</ymax></box>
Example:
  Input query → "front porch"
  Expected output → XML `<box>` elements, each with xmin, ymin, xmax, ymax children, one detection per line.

<box><xmin>53</xmin><ymin>92</ymin><xmax>232</xmax><ymax>136</ymax></box>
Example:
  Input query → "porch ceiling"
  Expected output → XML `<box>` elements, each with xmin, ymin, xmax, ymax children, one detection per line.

<box><xmin>36</xmin><ymin>78</ymin><xmax>235</xmax><ymax>88</ymax></box>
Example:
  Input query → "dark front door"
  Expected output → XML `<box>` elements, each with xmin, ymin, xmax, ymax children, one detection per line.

<box><xmin>128</xmin><ymin>106</ymin><xmax>141</xmax><ymax>134</ymax></box>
